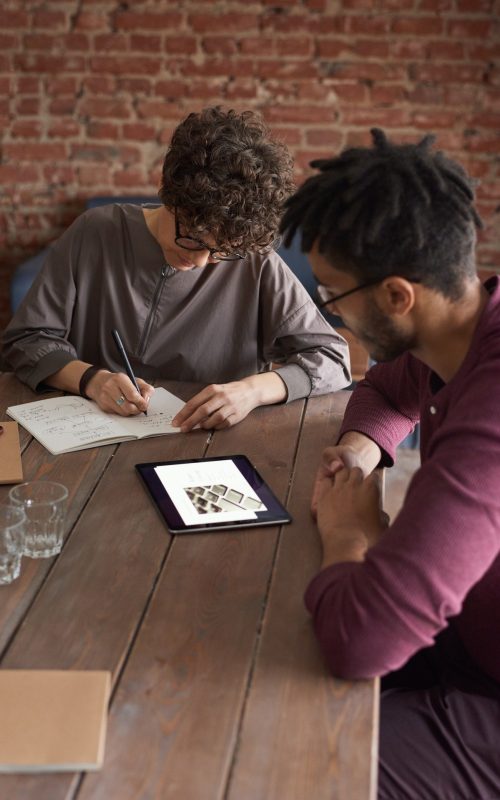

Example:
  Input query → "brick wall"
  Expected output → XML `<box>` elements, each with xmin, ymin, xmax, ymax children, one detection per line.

<box><xmin>1</xmin><ymin>0</ymin><xmax>499</xmax><ymax>331</ymax></box>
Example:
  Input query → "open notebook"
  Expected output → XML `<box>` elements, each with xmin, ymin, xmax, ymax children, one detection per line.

<box><xmin>0</xmin><ymin>670</ymin><xmax>111</xmax><ymax>772</ymax></box>
<box><xmin>7</xmin><ymin>387</ymin><xmax>185</xmax><ymax>455</ymax></box>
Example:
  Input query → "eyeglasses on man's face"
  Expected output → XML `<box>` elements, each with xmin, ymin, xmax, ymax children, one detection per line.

<box><xmin>316</xmin><ymin>280</ymin><xmax>382</xmax><ymax>308</ymax></box>
<box><xmin>174</xmin><ymin>211</ymin><xmax>246</xmax><ymax>262</ymax></box>
<box><xmin>317</xmin><ymin>277</ymin><xmax>421</xmax><ymax>309</ymax></box>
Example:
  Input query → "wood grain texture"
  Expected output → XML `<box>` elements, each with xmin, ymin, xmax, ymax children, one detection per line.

<box><xmin>78</xmin><ymin>400</ymin><xmax>304</xmax><ymax>800</ymax></box>
<box><xmin>226</xmin><ymin>391</ymin><xmax>379</xmax><ymax>800</ymax></box>
<box><xmin>0</xmin><ymin>377</ymin><xmax>378</xmax><ymax>800</ymax></box>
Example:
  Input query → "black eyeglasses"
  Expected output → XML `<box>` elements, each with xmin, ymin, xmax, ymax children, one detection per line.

<box><xmin>174</xmin><ymin>211</ymin><xmax>245</xmax><ymax>262</ymax></box>
<box><xmin>317</xmin><ymin>277</ymin><xmax>421</xmax><ymax>308</ymax></box>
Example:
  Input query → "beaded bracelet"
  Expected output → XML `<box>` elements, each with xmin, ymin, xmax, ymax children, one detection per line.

<box><xmin>79</xmin><ymin>365</ymin><xmax>102</xmax><ymax>399</ymax></box>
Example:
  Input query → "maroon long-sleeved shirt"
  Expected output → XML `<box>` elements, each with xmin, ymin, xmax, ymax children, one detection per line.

<box><xmin>305</xmin><ymin>277</ymin><xmax>500</xmax><ymax>682</ymax></box>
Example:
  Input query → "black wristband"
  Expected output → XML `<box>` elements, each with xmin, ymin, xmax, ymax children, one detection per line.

<box><xmin>79</xmin><ymin>366</ymin><xmax>102</xmax><ymax>399</ymax></box>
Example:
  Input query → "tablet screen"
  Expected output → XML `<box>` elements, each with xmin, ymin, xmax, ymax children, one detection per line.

<box><xmin>136</xmin><ymin>455</ymin><xmax>292</xmax><ymax>534</ymax></box>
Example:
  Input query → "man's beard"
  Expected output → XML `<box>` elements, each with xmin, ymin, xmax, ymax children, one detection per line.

<box><xmin>355</xmin><ymin>302</ymin><xmax>417</xmax><ymax>363</ymax></box>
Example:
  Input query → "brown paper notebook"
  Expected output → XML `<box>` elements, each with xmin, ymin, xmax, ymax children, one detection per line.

<box><xmin>0</xmin><ymin>421</ymin><xmax>23</xmax><ymax>484</ymax></box>
<box><xmin>0</xmin><ymin>670</ymin><xmax>111</xmax><ymax>772</ymax></box>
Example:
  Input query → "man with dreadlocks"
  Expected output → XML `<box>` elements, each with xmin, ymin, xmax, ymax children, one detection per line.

<box><xmin>280</xmin><ymin>129</ymin><xmax>500</xmax><ymax>799</ymax></box>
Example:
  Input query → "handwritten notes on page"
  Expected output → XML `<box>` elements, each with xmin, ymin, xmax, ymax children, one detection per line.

<box><xmin>7</xmin><ymin>388</ymin><xmax>185</xmax><ymax>455</ymax></box>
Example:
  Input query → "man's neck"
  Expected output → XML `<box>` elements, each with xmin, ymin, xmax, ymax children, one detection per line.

<box><xmin>412</xmin><ymin>278</ymin><xmax>489</xmax><ymax>383</ymax></box>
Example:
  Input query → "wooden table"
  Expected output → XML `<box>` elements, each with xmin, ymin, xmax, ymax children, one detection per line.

<box><xmin>0</xmin><ymin>373</ymin><xmax>378</xmax><ymax>800</ymax></box>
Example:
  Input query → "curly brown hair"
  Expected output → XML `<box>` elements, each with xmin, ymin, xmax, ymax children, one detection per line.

<box><xmin>159</xmin><ymin>106</ymin><xmax>295</xmax><ymax>253</ymax></box>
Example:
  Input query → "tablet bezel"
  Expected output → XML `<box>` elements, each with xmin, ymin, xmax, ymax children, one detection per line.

<box><xmin>135</xmin><ymin>455</ymin><xmax>292</xmax><ymax>534</ymax></box>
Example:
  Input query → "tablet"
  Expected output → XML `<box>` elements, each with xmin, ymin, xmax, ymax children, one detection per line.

<box><xmin>135</xmin><ymin>455</ymin><xmax>292</xmax><ymax>534</ymax></box>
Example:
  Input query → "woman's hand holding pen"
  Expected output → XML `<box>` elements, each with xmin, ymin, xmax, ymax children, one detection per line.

<box><xmin>85</xmin><ymin>370</ymin><xmax>154</xmax><ymax>416</ymax></box>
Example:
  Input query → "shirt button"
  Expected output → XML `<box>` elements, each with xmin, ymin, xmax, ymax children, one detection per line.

<box><xmin>430</xmin><ymin>405</ymin><xmax>437</xmax><ymax>415</ymax></box>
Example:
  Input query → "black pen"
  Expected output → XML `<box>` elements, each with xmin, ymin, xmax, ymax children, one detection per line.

<box><xmin>111</xmin><ymin>328</ymin><xmax>147</xmax><ymax>415</ymax></box>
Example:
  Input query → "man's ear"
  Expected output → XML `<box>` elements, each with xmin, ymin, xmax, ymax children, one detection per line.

<box><xmin>375</xmin><ymin>277</ymin><xmax>416</xmax><ymax>317</ymax></box>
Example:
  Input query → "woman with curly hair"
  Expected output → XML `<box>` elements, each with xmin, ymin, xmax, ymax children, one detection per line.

<box><xmin>2</xmin><ymin>107</ymin><xmax>350</xmax><ymax>429</ymax></box>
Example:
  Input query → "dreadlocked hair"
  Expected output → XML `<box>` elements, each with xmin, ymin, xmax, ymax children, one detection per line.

<box><xmin>280</xmin><ymin>128</ymin><xmax>482</xmax><ymax>299</ymax></box>
<box><xmin>159</xmin><ymin>106</ymin><xmax>295</xmax><ymax>254</ymax></box>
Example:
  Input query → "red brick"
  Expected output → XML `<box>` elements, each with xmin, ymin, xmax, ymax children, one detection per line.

<box><xmin>186</xmin><ymin>81</ymin><xmax>227</xmax><ymax>100</ymax></box>
<box><xmin>348</xmin><ymin>15</ymin><xmax>392</xmax><ymax>34</ymax></box>
<box><xmin>412</xmin><ymin>111</ymin><xmax>459</xmax><ymax>129</ymax></box>
<box><xmin>182</xmin><ymin>58</ymin><xmax>254</xmax><ymax>78</ymax></box>
<box><xmin>80</xmin><ymin>98</ymin><xmax>131</xmax><ymax>119</ymax></box>
<box><xmin>11</xmin><ymin>120</ymin><xmax>43</xmax><ymax>138</ymax></box>
<box><xmin>258</xmin><ymin>59</ymin><xmax>320</xmax><ymax>79</ymax></box>
<box><xmin>90</xmin><ymin>56</ymin><xmax>161</xmax><ymax>76</ymax></box>
<box><xmin>226</xmin><ymin>81</ymin><xmax>258</xmax><ymax>100</ymax></box>
<box><xmin>2</xmin><ymin>11</ymin><xmax>29</xmax><ymax>28</ymax></box>
<box><xmin>239</xmin><ymin>37</ymin><xmax>276</xmax><ymax>56</ymax></box>
<box><xmin>33</xmin><ymin>11</ymin><xmax>67</xmax><ymax>29</ymax></box>
<box><xmin>74</xmin><ymin>12</ymin><xmax>110</xmax><ymax>31</ymax></box>
<box><xmin>476</xmin><ymin>181</ymin><xmax>500</xmax><ymax>199</ymax></box>
<box><xmin>371</xmin><ymin>85</ymin><xmax>407</xmax><ymax>105</ymax></box>
<box><xmin>456</xmin><ymin>0</ymin><xmax>495</xmax><ymax>9</ymax></box>
<box><xmin>15</xmin><ymin>97</ymin><xmax>41</xmax><ymax>115</ymax></box>
<box><xmin>14</xmin><ymin>54</ymin><xmax>85</xmax><ymax>72</ymax></box>
<box><xmin>296</xmin><ymin>82</ymin><xmax>336</xmax><ymax>102</ymax></box>
<box><xmin>305</xmin><ymin>129</ymin><xmax>344</xmax><ymax>148</ymax></box>
<box><xmin>276</xmin><ymin>37</ymin><xmax>314</xmax><ymax>58</ymax></box>
<box><xmin>392</xmin><ymin>16</ymin><xmax>444</xmax><ymax>35</ymax></box>
<box><xmin>389</xmin><ymin>40</ymin><xmax>428</xmax><ymax>59</ymax></box>
<box><xmin>447</xmin><ymin>19</ymin><xmax>494</xmax><ymax>38</ymax></box>
<box><xmin>113</xmin><ymin>169</ymin><xmax>147</xmax><ymax>188</ymax></box>
<box><xmin>136</xmin><ymin>100</ymin><xmax>185</xmax><ymax>120</ymax></box>
<box><xmin>3</xmin><ymin>143</ymin><xmax>66</xmax><ymax>161</ymax></box>
<box><xmin>83</xmin><ymin>76</ymin><xmax>117</xmax><ymax>94</ymax></box>
<box><xmin>45</xmin><ymin>77</ymin><xmax>79</xmax><ymax>96</ymax></box>
<box><xmin>351</xmin><ymin>40</ymin><xmax>390</xmax><ymax>58</ymax></box>
<box><xmin>427</xmin><ymin>41</ymin><xmax>465</xmax><ymax>60</ymax></box>
<box><xmin>48</xmin><ymin>98</ymin><xmax>77</xmax><ymax>115</ymax></box>
<box><xmin>122</xmin><ymin>123</ymin><xmax>157</xmax><ymax>141</ymax></box>
<box><xmin>0</xmin><ymin>77</ymin><xmax>11</xmax><ymax>94</ymax></box>
<box><xmin>333</xmin><ymin>83</ymin><xmax>368</xmax><ymax>103</ymax></box>
<box><xmin>130</xmin><ymin>34</ymin><xmax>162</xmax><ymax>53</ymax></box>
<box><xmin>24</xmin><ymin>34</ymin><xmax>58</xmax><ymax>51</ymax></box>
<box><xmin>154</xmin><ymin>80</ymin><xmax>188</xmax><ymax>98</ymax></box>
<box><xmin>294</xmin><ymin>150</ymin><xmax>340</xmax><ymax>172</ymax></box>
<box><xmin>117</xmin><ymin>78</ymin><xmax>152</xmax><ymax>94</ymax></box>
<box><xmin>78</xmin><ymin>165</ymin><xmax>112</xmax><ymax>186</ymax></box>
<box><xmin>87</xmin><ymin>121</ymin><xmax>120</xmax><ymax>139</ymax></box>
<box><xmin>71</xmin><ymin>144</ymin><xmax>116</xmax><ymax>162</ymax></box>
<box><xmin>468</xmin><ymin>113</ymin><xmax>500</xmax><ymax>129</ymax></box>
<box><xmin>409</xmin><ymin>64</ymin><xmax>486</xmax><ymax>83</ymax></box>
<box><xmin>0</xmin><ymin>164</ymin><xmax>39</xmax><ymax>183</ymax></box>
<box><xmin>407</xmin><ymin>85</ymin><xmax>445</xmax><ymax>105</ymax></box>
<box><xmin>17</xmin><ymin>77</ymin><xmax>39</xmax><ymax>93</ymax></box>
<box><xmin>189</xmin><ymin>13</ymin><xmax>259</xmax><ymax>33</ymax></box>
<box><xmin>325</xmin><ymin>62</ymin><xmax>406</xmax><ymax>81</ymax></box>
<box><xmin>48</xmin><ymin>120</ymin><xmax>81</xmax><ymax>138</ymax></box>
<box><xmin>43</xmin><ymin>165</ymin><xmax>77</xmax><ymax>185</ymax></box>
<box><xmin>468</xmin><ymin>43</ymin><xmax>500</xmax><ymax>61</ymax></box>
<box><xmin>418</xmin><ymin>0</ymin><xmax>453</xmax><ymax>9</ymax></box>
<box><xmin>265</xmin><ymin>126</ymin><xmax>302</xmax><ymax>146</ymax></box>
<box><xmin>94</xmin><ymin>34</ymin><xmax>129</xmax><ymax>52</ymax></box>
<box><xmin>263</xmin><ymin>105</ymin><xmax>337</xmax><ymax>123</ymax></box>
<box><xmin>115</xmin><ymin>12</ymin><xmax>183</xmax><ymax>30</ymax></box>
<box><xmin>342</xmin><ymin>107</ymin><xmax>411</xmax><ymax>126</ymax></box>
<box><xmin>202</xmin><ymin>36</ymin><xmax>239</xmax><ymax>56</ymax></box>
<box><xmin>316</xmin><ymin>41</ymin><xmax>347</xmax><ymax>59</ymax></box>
<box><xmin>164</xmin><ymin>36</ymin><xmax>198</xmax><ymax>55</ymax></box>
<box><xmin>0</xmin><ymin>33</ymin><xmax>19</xmax><ymax>48</ymax></box>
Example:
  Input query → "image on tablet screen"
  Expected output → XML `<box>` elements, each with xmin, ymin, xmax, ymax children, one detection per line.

<box><xmin>154</xmin><ymin>459</ymin><xmax>267</xmax><ymax>525</ymax></box>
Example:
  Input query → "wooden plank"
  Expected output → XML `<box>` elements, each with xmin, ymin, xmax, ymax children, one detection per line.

<box><xmin>0</xmin><ymin>385</ymin><xmax>209</xmax><ymax>800</ymax></box>
<box><xmin>227</xmin><ymin>391</ymin><xmax>379</xmax><ymax>800</ymax></box>
<box><xmin>0</xmin><ymin>374</ymin><xmax>116</xmax><ymax>655</ymax></box>
<box><xmin>77</xmin><ymin>400</ymin><xmax>304</xmax><ymax>800</ymax></box>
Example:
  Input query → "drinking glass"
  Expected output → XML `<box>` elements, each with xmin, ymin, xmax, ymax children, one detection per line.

<box><xmin>9</xmin><ymin>481</ymin><xmax>68</xmax><ymax>558</ymax></box>
<box><xmin>0</xmin><ymin>504</ymin><xmax>25</xmax><ymax>584</ymax></box>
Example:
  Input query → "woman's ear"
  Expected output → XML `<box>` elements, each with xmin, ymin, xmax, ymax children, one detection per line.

<box><xmin>375</xmin><ymin>276</ymin><xmax>416</xmax><ymax>318</ymax></box>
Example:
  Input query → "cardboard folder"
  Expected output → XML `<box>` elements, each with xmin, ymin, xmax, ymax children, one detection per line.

<box><xmin>0</xmin><ymin>670</ymin><xmax>111</xmax><ymax>772</ymax></box>
<box><xmin>0</xmin><ymin>421</ymin><xmax>23</xmax><ymax>484</ymax></box>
